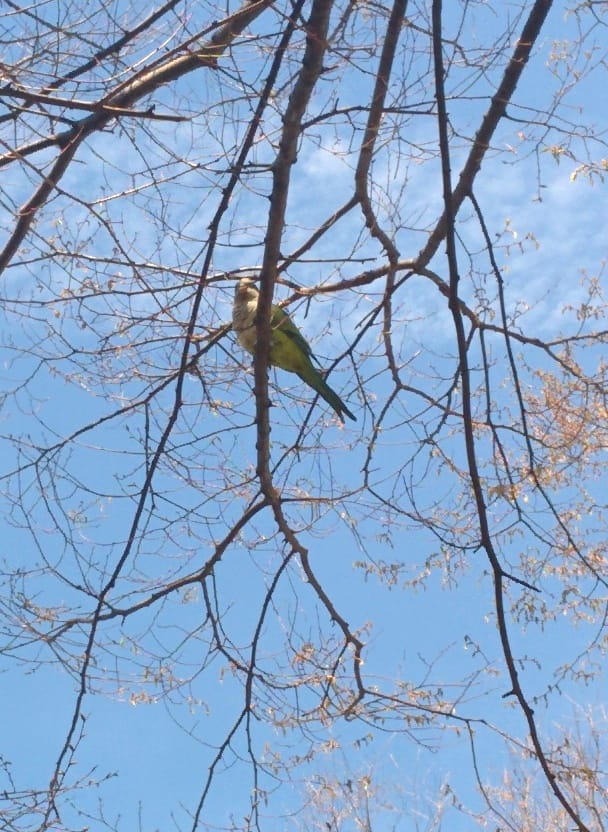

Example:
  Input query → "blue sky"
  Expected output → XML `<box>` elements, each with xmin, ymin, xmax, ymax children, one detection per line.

<box><xmin>1</xmin><ymin>1</ymin><xmax>607</xmax><ymax>830</ymax></box>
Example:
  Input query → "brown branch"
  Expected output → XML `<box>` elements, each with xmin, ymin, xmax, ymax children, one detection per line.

<box><xmin>0</xmin><ymin>0</ymin><xmax>185</xmax><ymax>109</ymax></box>
<box><xmin>42</xmin><ymin>498</ymin><xmax>268</xmax><ymax>642</ymax></box>
<box><xmin>0</xmin><ymin>87</ymin><xmax>188</xmax><ymax>120</ymax></box>
<box><xmin>354</xmin><ymin>0</ymin><xmax>406</xmax><ymax>262</ymax></box>
<box><xmin>280</xmin><ymin>195</ymin><xmax>359</xmax><ymax>271</ymax></box>
<box><xmin>299</xmin><ymin>548</ymin><xmax>366</xmax><ymax>712</ymax></box>
<box><xmin>0</xmin><ymin>0</ymin><xmax>275</xmax><ymax>276</ymax></box>
<box><xmin>251</xmin><ymin>0</ymin><xmax>367</xmax><ymax>727</ymax></box>
<box><xmin>468</xmin><ymin>189</ymin><xmax>608</xmax><ymax>591</ymax></box>
<box><xmin>352</xmin><ymin>0</ymin><xmax>407</xmax><ymax>404</ymax></box>
<box><xmin>418</xmin><ymin>0</ymin><xmax>554</xmax><ymax>269</ymax></box>
<box><xmin>191</xmin><ymin>710</ymin><xmax>248</xmax><ymax>829</ymax></box>
<box><xmin>255</xmin><ymin>0</ymin><xmax>335</xmax><ymax>497</ymax></box>
<box><xmin>0</xmin><ymin>132</ymin><xmax>84</xmax><ymax>275</ymax></box>
<box><xmin>432</xmin><ymin>3</ymin><xmax>590</xmax><ymax>830</ymax></box>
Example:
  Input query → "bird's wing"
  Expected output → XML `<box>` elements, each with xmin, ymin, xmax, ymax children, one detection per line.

<box><xmin>270</xmin><ymin>304</ymin><xmax>316</xmax><ymax>361</ymax></box>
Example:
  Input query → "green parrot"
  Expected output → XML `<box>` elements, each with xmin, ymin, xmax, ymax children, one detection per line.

<box><xmin>232</xmin><ymin>277</ymin><xmax>356</xmax><ymax>422</ymax></box>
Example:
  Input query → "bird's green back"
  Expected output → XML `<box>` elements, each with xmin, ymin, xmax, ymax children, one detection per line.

<box><xmin>270</xmin><ymin>304</ymin><xmax>315</xmax><ymax>362</ymax></box>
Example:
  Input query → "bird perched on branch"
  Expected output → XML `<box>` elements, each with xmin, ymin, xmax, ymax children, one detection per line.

<box><xmin>232</xmin><ymin>277</ymin><xmax>356</xmax><ymax>422</ymax></box>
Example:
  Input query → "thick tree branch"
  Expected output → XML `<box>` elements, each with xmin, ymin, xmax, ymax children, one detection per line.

<box><xmin>254</xmin><ymin>0</ymin><xmax>335</xmax><ymax>493</ymax></box>
<box><xmin>432</xmin><ymin>3</ymin><xmax>590</xmax><ymax>830</ymax></box>
<box><xmin>418</xmin><ymin>0</ymin><xmax>554</xmax><ymax>269</ymax></box>
<box><xmin>0</xmin><ymin>0</ymin><xmax>275</xmax><ymax>276</ymax></box>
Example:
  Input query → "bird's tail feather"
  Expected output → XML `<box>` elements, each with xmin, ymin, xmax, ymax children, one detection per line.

<box><xmin>299</xmin><ymin>369</ymin><xmax>356</xmax><ymax>422</ymax></box>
